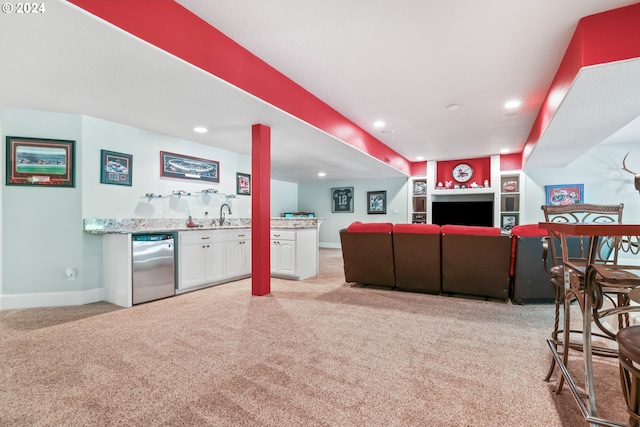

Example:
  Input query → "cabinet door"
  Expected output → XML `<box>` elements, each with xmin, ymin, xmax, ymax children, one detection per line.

<box><xmin>205</xmin><ymin>241</ymin><xmax>226</xmax><ymax>283</ymax></box>
<box><xmin>240</xmin><ymin>239</ymin><xmax>252</xmax><ymax>275</ymax></box>
<box><xmin>270</xmin><ymin>240</ymin><xmax>278</xmax><ymax>273</ymax></box>
<box><xmin>226</xmin><ymin>240</ymin><xmax>243</xmax><ymax>278</ymax></box>
<box><xmin>276</xmin><ymin>240</ymin><xmax>296</xmax><ymax>276</ymax></box>
<box><xmin>179</xmin><ymin>243</ymin><xmax>206</xmax><ymax>289</ymax></box>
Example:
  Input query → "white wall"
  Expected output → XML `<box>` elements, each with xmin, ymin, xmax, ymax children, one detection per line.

<box><xmin>524</xmin><ymin>143</ymin><xmax>640</xmax><ymax>223</ymax></box>
<box><xmin>81</xmin><ymin>116</ymin><xmax>253</xmax><ymax>220</ymax></box>
<box><xmin>1</xmin><ymin>108</ymin><xmax>96</xmax><ymax>308</ymax></box>
<box><xmin>298</xmin><ymin>177</ymin><xmax>409</xmax><ymax>248</ymax></box>
<box><xmin>1</xmin><ymin>108</ymin><xmax>299</xmax><ymax>308</ymax></box>
<box><xmin>271</xmin><ymin>180</ymin><xmax>298</xmax><ymax>217</ymax></box>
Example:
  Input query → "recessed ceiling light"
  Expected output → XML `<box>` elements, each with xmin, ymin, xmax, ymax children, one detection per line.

<box><xmin>318</xmin><ymin>172</ymin><xmax>326</xmax><ymax>177</ymax></box>
<box><xmin>374</xmin><ymin>120</ymin><xmax>385</xmax><ymax>128</ymax></box>
<box><xmin>504</xmin><ymin>100</ymin><xmax>521</xmax><ymax>109</ymax></box>
<box><xmin>446</xmin><ymin>104</ymin><xmax>459</xmax><ymax>111</ymax></box>
<box><xmin>193</xmin><ymin>126</ymin><xmax>208</xmax><ymax>133</ymax></box>
<box><xmin>500</xmin><ymin>148</ymin><xmax>510</xmax><ymax>154</ymax></box>
<box><xmin>416</xmin><ymin>156</ymin><xmax>424</xmax><ymax>161</ymax></box>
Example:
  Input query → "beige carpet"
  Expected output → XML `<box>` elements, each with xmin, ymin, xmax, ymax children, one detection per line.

<box><xmin>0</xmin><ymin>249</ymin><xmax>629</xmax><ymax>426</ymax></box>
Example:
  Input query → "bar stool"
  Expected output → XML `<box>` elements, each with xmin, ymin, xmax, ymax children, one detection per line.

<box><xmin>617</xmin><ymin>325</ymin><xmax>640</xmax><ymax>427</ymax></box>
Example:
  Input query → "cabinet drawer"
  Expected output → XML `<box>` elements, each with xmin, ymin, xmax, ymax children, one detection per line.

<box><xmin>179</xmin><ymin>230</ymin><xmax>223</xmax><ymax>245</ymax></box>
<box><xmin>225</xmin><ymin>229</ymin><xmax>251</xmax><ymax>241</ymax></box>
<box><xmin>270</xmin><ymin>230</ymin><xmax>296</xmax><ymax>241</ymax></box>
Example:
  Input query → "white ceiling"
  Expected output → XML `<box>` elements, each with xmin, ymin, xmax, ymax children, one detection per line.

<box><xmin>1</xmin><ymin>1</ymin><xmax>639</xmax><ymax>183</ymax></box>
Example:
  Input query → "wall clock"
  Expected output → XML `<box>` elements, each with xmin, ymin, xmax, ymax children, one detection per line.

<box><xmin>452</xmin><ymin>163</ymin><xmax>474</xmax><ymax>182</ymax></box>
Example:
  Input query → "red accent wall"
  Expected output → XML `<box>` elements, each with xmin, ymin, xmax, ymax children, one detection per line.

<box><xmin>409</xmin><ymin>161</ymin><xmax>428</xmax><ymax>177</ymax></box>
<box><xmin>522</xmin><ymin>2</ymin><xmax>640</xmax><ymax>165</ymax></box>
<box><xmin>436</xmin><ymin>157</ymin><xmax>491</xmax><ymax>188</ymax></box>
<box><xmin>67</xmin><ymin>0</ymin><xmax>412</xmax><ymax>176</ymax></box>
<box><xmin>500</xmin><ymin>153</ymin><xmax>523</xmax><ymax>171</ymax></box>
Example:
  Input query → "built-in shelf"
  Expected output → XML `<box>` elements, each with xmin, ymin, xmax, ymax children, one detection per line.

<box><xmin>410</xmin><ymin>178</ymin><xmax>427</xmax><ymax>223</ymax></box>
<box><xmin>499</xmin><ymin>172</ymin><xmax>522</xmax><ymax>231</ymax></box>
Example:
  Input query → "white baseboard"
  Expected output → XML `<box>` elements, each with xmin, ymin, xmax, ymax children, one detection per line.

<box><xmin>0</xmin><ymin>288</ymin><xmax>104</xmax><ymax>310</ymax></box>
<box><xmin>320</xmin><ymin>242</ymin><xmax>341</xmax><ymax>249</ymax></box>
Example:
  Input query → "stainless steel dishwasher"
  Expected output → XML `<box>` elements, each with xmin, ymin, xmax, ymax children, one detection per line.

<box><xmin>132</xmin><ymin>233</ymin><xmax>176</xmax><ymax>305</ymax></box>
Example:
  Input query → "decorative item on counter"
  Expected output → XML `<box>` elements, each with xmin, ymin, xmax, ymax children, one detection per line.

<box><xmin>484</xmin><ymin>179</ymin><xmax>489</xmax><ymax>188</ymax></box>
<box><xmin>187</xmin><ymin>217</ymin><xmax>198</xmax><ymax>227</ymax></box>
<box><xmin>503</xmin><ymin>181</ymin><xmax>518</xmax><ymax>192</ymax></box>
<box><xmin>453</xmin><ymin>184</ymin><xmax>460</xmax><ymax>189</ymax></box>
<box><xmin>469</xmin><ymin>181</ymin><xmax>478</xmax><ymax>188</ymax></box>
<box><xmin>444</xmin><ymin>180</ymin><xmax>453</xmax><ymax>189</ymax></box>
<box><xmin>436</xmin><ymin>181</ymin><xmax>444</xmax><ymax>189</ymax></box>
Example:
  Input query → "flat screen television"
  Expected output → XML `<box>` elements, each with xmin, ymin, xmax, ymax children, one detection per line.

<box><xmin>431</xmin><ymin>201</ymin><xmax>494</xmax><ymax>227</ymax></box>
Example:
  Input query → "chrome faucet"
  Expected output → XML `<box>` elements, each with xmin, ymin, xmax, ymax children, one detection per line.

<box><xmin>219</xmin><ymin>203</ymin><xmax>232</xmax><ymax>226</ymax></box>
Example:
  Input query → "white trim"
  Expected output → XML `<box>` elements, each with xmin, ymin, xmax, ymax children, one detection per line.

<box><xmin>0</xmin><ymin>288</ymin><xmax>104</xmax><ymax>310</ymax></box>
<box><xmin>320</xmin><ymin>242</ymin><xmax>341</xmax><ymax>249</ymax></box>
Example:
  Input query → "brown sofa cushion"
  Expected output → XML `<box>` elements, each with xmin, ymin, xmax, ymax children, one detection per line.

<box><xmin>392</xmin><ymin>224</ymin><xmax>441</xmax><ymax>293</ymax></box>
<box><xmin>339</xmin><ymin>223</ymin><xmax>395</xmax><ymax>287</ymax></box>
<box><xmin>441</xmin><ymin>226</ymin><xmax>511</xmax><ymax>299</ymax></box>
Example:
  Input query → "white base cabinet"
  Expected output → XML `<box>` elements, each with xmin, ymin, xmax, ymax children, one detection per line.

<box><xmin>176</xmin><ymin>227</ymin><xmax>319</xmax><ymax>291</ymax></box>
<box><xmin>270</xmin><ymin>228</ymin><xmax>317</xmax><ymax>280</ymax></box>
<box><xmin>225</xmin><ymin>229</ymin><xmax>252</xmax><ymax>278</ymax></box>
<box><xmin>178</xmin><ymin>229</ymin><xmax>251</xmax><ymax>292</ymax></box>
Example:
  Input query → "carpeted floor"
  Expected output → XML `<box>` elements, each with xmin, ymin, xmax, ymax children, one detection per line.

<box><xmin>0</xmin><ymin>249</ymin><xmax>629</xmax><ymax>426</ymax></box>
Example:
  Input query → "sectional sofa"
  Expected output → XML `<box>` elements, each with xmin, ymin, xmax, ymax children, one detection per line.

<box><xmin>339</xmin><ymin>221</ymin><xmax>554</xmax><ymax>303</ymax></box>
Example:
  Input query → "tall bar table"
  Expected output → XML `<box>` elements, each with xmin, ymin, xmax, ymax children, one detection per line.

<box><xmin>539</xmin><ymin>222</ymin><xmax>640</xmax><ymax>427</ymax></box>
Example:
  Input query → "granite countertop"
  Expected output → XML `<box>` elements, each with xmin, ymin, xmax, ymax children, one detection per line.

<box><xmin>83</xmin><ymin>217</ymin><xmax>319</xmax><ymax>234</ymax></box>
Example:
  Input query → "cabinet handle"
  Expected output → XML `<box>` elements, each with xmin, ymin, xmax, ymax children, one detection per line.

<box><xmin>201</xmin><ymin>237</ymin><xmax>210</xmax><ymax>240</ymax></box>
<box><xmin>238</xmin><ymin>234</ymin><xmax>245</xmax><ymax>237</ymax></box>
<box><xmin>273</xmin><ymin>234</ymin><xmax>280</xmax><ymax>237</ymax></box>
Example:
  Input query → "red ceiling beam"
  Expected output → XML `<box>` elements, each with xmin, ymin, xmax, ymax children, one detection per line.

<box><xmin>522</xmin><ymin>2</ymin><xmax>640</xmax><ymax>165</ymax></box>
<box><xmin>67</xmin><ymin>0</ymin><xmax>412</xmax><ymax>176</ymax></box>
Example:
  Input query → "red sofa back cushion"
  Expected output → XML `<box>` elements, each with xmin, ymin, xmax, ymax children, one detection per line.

<box><xmin>393</xmin><ymin>224</ymin><xmax>441</xmax><ymax>234</ymax></box>
<box><xmin>440</xmin><ymin>224</ymin><xmax>501</xmax><ymax>236</ymax></box>
<box><xmin>346</xmin><ymin>222</ymin><xmax>394</xmax><ymax>233</ymax></box>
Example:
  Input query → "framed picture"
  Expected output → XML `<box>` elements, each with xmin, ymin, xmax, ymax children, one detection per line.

<box><xmin>160</xmin><ymin>151</ymin><xmax>219</xmax><ymax>183</ymax></box>
<box><xmin>5</xmin><ymin>136</ymin><xmax>75</xmax><ymax>187</ymax></box>
<box><xmin>367</xmin><ymin>190</ymin><xmax>387</xmax><ymax>214</ymax></box>
<box><xmin>331</xmin><ymin>187</ymin><xmax>354</xmax><ymax>213</ymax></box>
<box><xmin>545</xmin><ymin>184</ymin><xmax>584</xmax><ymax>206</ymax></box>
<box><xmin>100</xmin><ymin>150</ymin><xmax>132</xmax><ymax>186</ymax></box>
<box><xmin>236</xmin><ymin>172</ymin><xmax>251</xmax><ymax>195</ymax></box>
<box><xmin>501</xmin><ymin>214</ymin><xmax>517</xmax><ymax>229</ymax></box>
<box><xmin>413</xmin><ymin>179</ymin><xmax>427</xmax><ymax>195</ymax></box>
